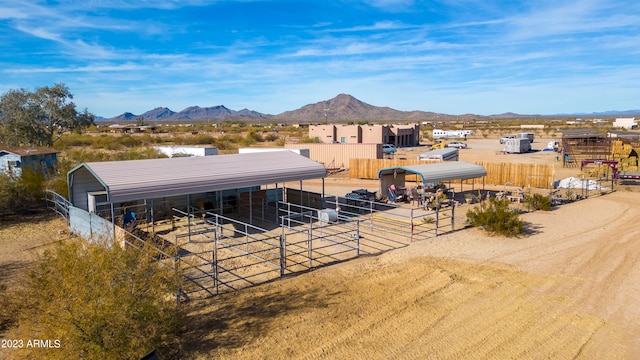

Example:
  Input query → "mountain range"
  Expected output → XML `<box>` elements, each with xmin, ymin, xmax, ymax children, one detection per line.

<box><xmin>102</xmin><ymin>94</ymin><xmax>640</xmax><ymax>123</ymax></box>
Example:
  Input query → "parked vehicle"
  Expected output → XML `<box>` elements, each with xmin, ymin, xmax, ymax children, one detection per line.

<box><xmin>345</xmin><ymin>189</ymin><xmax>377</xmax><ymax>201</ymax></box>
<box><xmin>446</xmin><ymin>141</ymin><xmax>467</xmax><ymax>149</ymax></box>
<box><xmin>382</xmin><ymin>144</ymin><xmax>397</xmax><ymax>154</ymax></box>
<box><xmin>430</xmin><ymin>141</ymin><xmax>447</xmax><ymax>150</ymax></box>
<box><xmin>500</xmin><ymin>135</ymin><xmax>516</xmax><ymax>144</ymax></box>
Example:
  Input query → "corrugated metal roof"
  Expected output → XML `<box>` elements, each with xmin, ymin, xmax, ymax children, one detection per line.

<box><xmin>70</xmin><ymin>151</ymin><xmax>326</xmax><ymax>203</ymax></box>
<box><xmin>377</xmin><ymin>161</ymin><xmax>486</xmax><ymax>184</ymax></box>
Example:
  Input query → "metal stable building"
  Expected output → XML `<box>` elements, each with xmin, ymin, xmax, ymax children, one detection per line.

<box><xmin>67</xmin><ymin>151</ymin><xmax>327</xmax><ymax>239</ymax></box>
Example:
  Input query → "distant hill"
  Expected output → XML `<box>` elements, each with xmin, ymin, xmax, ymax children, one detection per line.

<box><xmin>107</xmin><ymin>112</ymin><xmax>138</xmax><ymax>122</ymax></box>
<box><xmin>100</xmin><ymin>94</ymin><xmax>640</xmax><ymax>123</ymax></box>
<box><xmin>141</xmin><ymin>107</ymin><xmax>176</xmax><ymax>120</ymax></box>
<box><xmin>273</xmin><ymin>93</ymin><xmax>460</xmax><ymax>122</ymax></box>
<box><xmin>104</xmin><ymin>105</ymin><xmax>271</xmax><ymax>122</ymax></box>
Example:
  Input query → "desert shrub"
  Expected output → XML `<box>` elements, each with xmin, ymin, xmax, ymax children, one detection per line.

<box><xmin>214</xmin><ymin>134</ymin><xmax>243</xmax><ymax>150</ymax></box>
<box><xmin>299</xmin><ymin>136</ymin><xmax>320</xmax><ymax>143</ymax></box>
<box><xmin>0</xmin><ymin>239</ymin><xmax>184</xmax><ymax>359</ymax></box>
<box><xmin>466</xmin><ymin>198</ymin><xmax>525</xmax><ymax>237</ymax></box>
<box><xmin>524</xmin><ymin>193</ymin><xmax>551</xmax><ymax>211</ymax></box>
<box><xmin>119</xmin><ymin>134</ymin><xmax>143</xmax><ymax>148</ymax></box>
<box><xmin>91</xmin><ymin>134</ymin><xmax>123</xmax><ymax>150</ymax></box>
<box><xmin>112</xmin><ymin>148</ymin><xmax>166</xmax><ymax>161</ymax></box>
<box><xmin>184</xmin><ymin>133</ymin><xmax>216</xmax><ymax>145</ymax></box>
<box><xmin>0</xmin><ymin>169</ymin><xmax>46</xmax><ymax>215</ymax></box>
<box><xmin>264</xmin><ymin>132</ymin><xmax>279</xmax><ymax>142</ymax></box>
<box><xmin>245</xmin><ymin>130</ymin><xmax>264</xmax><ymax>144</ymax></box>
<box><xmin>55</xmin><ymin>133</ymin><xmax>94</xmax><ymax>149</ymax></box>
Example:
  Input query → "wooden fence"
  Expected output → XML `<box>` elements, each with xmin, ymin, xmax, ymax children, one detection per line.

<box><xmin>349</xmin><ymin>159</ymin><xmax>555</xmax><ymax>188</ymax></box>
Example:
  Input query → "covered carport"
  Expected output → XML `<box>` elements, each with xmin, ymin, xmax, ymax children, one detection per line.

<box><xmin>377</xmin><ymin>161</ymin><xmax>487</xmax><ymax>198</ymax></box>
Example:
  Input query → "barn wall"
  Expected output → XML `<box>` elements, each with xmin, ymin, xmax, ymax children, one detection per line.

<box><xmin>69</xmin><ymin>167</ymin><xmax>107</xmax><ymax>211</ymax></box>
<box><xmin>21</xmin><ymin>153</ymin><xmax>58</xmax><ymax>175</ymax></box>
<box><xmin>285</xmin><ymin>188</ymin><xmax>323</xmax><ymax>209</ymax></box>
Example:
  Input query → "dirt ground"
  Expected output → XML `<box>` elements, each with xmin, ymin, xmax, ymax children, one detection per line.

<box><xmin>1</xmin><ymin>137</ymin><xmax>639</xmax><ymax>359</ymax></box>
<box><xmin>182</xmin><ymin>138</ymin><xmax>640</xmax><ymax>359</ymax></box>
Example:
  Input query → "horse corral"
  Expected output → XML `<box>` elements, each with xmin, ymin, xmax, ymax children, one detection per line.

<box><xmin>136</xmin><ymin>190</ymin><xmax>465</xmax><ymax>300</ymax></box>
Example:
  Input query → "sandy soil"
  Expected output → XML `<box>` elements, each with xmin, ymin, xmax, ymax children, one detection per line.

<box><xmin>182</xmin><ymin>190</ymin><xmax>640</xmax><ymax>359</ymax></box>
<box><xmin>1</xmin><ymin>138</ymin><xmax>638</xmax><ymax>359</ymax></box>
<box><xmin>183</xmin><ymin>138</ymin><xmax>640</xmax><ymax>359</ymax></box>
<box><xmin>0</xmin><ymin>214</ymin><xmax>69</xmax><ymax>285</ymax></box>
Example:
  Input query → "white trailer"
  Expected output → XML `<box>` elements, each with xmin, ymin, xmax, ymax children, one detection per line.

<box><xmin>417</xmin><ymin>148</ymin><xmax>459</xmax><ymax>161</ymax></box>
<box><xmin>504</xmin><ymin>138</ymin><xmax>531</xmax><ymax>153</ymax></box>
<box><xmin>432</xmin><ymin>129</ymin><xmax>472</xmax><ymax>139</ymax></box>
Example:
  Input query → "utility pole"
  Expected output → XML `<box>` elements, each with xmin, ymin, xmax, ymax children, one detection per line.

<box><xmin>324</xmin><ymin>108</ymin><xmax>330</xmax><ymax>125</ymax></box>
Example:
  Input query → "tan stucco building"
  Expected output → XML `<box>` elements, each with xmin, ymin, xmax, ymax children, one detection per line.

<box><xmin>309</xmin><ymin>124</ymin><xmax>420</xmax><ymax>147</ymax></box>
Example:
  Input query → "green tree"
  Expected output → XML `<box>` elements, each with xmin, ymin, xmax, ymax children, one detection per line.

<box><xmin>1</xmin><ymin>239</ymin><xmax>184</xmax><ymax>359</ymax></box>
<box><xmin>0</xmin><ymin>83</ymin><xmax>95</xmax><ymax>147</ymax></box>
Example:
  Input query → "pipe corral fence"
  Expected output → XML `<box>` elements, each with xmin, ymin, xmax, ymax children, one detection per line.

<box><xmin>46</xmin><ymin>187</ymin><xmax>476</xmax><ymax>300</ymax></box>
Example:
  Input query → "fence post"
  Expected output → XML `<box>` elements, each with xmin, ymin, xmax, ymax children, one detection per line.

<box><xmin>451</xmin><ymin>199</ymin><xmax>455</xmax><ymax>230</ymax></box>
<box><xmin>308</xmin><ymin>228</ymin><xmax>312</xmax><ymax>269</ymax></box>
<box><xmin>175</xmin><ymin>253</ymin><xmax>181</xmax><ymax>305</ymax></box>
<box><xmin>410</xmin><ymin>208</ymin><xmax>414</xmax><ymax>242</ymax></box>
<box><xmin>435</xmin><ymin>206</ymin><xmax>439</xmax><ymax>236</ymax></box>
<box><xmin>356</xmin><ymin>220</ymin><xmax>360</xmax><ymax>256</ymax></box>
<box><xmin>279</xmin><ymin>233</ymin><xmax>286</xmax><ymax>276</ymax></box>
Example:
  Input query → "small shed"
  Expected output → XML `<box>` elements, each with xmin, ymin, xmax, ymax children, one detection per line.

<box><xmin>0</xmin><ymin>147</ymin><xmax>59</xmax><ymax>176</ymax></box>
<box><xmin>377</xmin><ymin>161</ymin><xmax>487</xmax><ymax>194</ymax></box>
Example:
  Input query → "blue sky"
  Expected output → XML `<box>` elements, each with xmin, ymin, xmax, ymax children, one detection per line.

<box><xmin>1</xmin><ymin>0</ymin><xmax>639</xmax><ymax>118</ymax></box>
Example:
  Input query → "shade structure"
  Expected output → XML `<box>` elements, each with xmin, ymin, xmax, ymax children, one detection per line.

<box><xmin>377</xmin><ymin>161</ymin><xmax>486</xmax><ymax>184</ymax></box>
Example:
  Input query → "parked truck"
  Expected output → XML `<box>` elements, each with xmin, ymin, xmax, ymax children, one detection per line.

<box><xmin>504</xmin><ymin>138</ymin><xmax>531</xmax><ymax>153</ymax></box>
